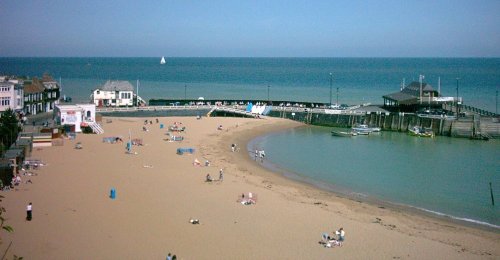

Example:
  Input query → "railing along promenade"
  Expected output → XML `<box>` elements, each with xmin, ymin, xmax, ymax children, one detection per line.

<box><xmin>96</xmin><ymin>105</ymin><xmax>212</xmax><ymax>113</ymax></box>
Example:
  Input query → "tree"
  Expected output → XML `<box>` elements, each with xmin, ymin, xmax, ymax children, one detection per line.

<box><xmin>0</xmin><ymin>109</ymin><xmax>20</xmax><ymax>155</ymax></box>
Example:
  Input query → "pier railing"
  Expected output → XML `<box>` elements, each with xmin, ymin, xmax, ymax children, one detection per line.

<box><xmin>96</xmin><ymin>105</ymin><xmax>212</xmax><ymax>113</ymax></box>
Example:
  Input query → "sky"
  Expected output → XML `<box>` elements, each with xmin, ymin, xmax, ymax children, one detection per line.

<box><xmin>0</xmin><ymin>0</ymin><xmax>499</xmax><ymax>57</ymax></box>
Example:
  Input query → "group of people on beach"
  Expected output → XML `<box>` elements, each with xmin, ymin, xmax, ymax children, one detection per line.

<box><xmin>321</xmin><ymin>227</ymin><xmax>345</xmax><ymax>248</ymax></box>
<box><xmin>205</xmin><ymin>169</ymin><xmax>224</xmax><ymax>182</ymax></box>
<box><xmin>254</xmin><ymin>149</ymin><xmax>266</xmax><ymax>162</ymax></box>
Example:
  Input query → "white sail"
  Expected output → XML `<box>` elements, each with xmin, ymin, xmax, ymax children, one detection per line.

<box><xmin>160</xmin><ymin>56</ymin><xmax>166</xmax><ymax>64</ymax></box>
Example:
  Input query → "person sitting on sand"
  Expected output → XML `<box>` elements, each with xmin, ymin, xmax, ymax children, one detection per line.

<box><xmin>206</xmin><ymin>174</ymin><xmax>213</xmax><ymax>182</ymax></box>
<box><xmin>321</xmin><ymin>233</ymin><xmax>340</xmax><ymax>248</ymax></box>
<box><xmin>193</xmin><ymin>159</ymin><xmax>201</xmax><ymax>166</ymax></box>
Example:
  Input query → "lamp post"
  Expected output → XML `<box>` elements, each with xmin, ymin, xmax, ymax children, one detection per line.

<box><xmin>329</xmin><ymin>73</ymin><xmax>333</xmax><ymax>107</ymax></box>
<box><xmin>336</xmin><ymin>87</ymin><xmax>339</xmax><ymax>106</ymax></box>
<box><xmin>456</xmin><ymin>78</ymin><xmax>460</xmax><ymax>119</ymax></box>
<box><xmin>419</xmin><ymin>74</ymin><xmax>424</xmax><ymax>105</ymax></box>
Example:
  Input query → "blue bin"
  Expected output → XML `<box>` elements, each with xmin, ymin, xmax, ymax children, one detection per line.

<box><xmin>110</xmin><ymin>188</ymin><xmax>116</xmax><ymax>199</ymax></box>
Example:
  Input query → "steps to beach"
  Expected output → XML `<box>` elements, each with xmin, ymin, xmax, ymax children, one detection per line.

<box><xmin>88</xmin><ymin>122</ymin><xmax>104</xmax><ymax>134</ymax></box>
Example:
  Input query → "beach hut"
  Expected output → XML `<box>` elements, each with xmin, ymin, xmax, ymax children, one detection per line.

<box><xmin>11</xmin><ymin>138</ymin><xmax>32</xmax><ymax>157</ymax></box>
<box><xmin>32</xmin><ymin>133</ymin><xmax>52</xmax><ymax>147</ymax></box>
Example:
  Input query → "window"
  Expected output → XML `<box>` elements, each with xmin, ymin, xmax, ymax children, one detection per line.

<box><xmin>0</xmin><ymin>97</ymin><xmax>10</xmax><ymax>106</ymax></box>
<box><xmin>120</xmin><ymin>92</ymin><xmax>131</xmax><ymax>99</ymax></box>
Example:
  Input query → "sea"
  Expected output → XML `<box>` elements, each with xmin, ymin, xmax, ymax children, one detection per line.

<box><xmin>1</xmin><ymin>57</ymin><xmax>499</xmax><ymax>228</ymax></box>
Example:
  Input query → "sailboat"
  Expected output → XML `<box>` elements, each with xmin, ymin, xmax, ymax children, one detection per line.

<box><xmin>160</xmin><ymin>56</ymin><xmax>166</xmax><ymax>65</ymax></box>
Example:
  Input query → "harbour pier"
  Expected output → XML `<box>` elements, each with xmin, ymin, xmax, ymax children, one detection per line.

<box><xmin>96</xmin><ymin>99</ymin><xmax>500</xmax><ymax>139</ymax></box>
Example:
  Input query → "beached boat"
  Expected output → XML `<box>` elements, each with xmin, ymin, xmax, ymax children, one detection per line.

<box><xmin>331</xmin><ymin>130</ymin><xmax>357</xmax><ymax>137</ymax></box>
<box><xmin>408</xmin><ymin>126</ymin><xmax>434</xmax><ymax>137</ymax></box>
<box><xmin>352</xmin><ymin>124</ymin><xmax>381</xmax><ymax>133</ymax></box>
<box><xmin>160</xmin><ymin>56</ymin><xmax>166</xmax><ymax>64</ymax></box>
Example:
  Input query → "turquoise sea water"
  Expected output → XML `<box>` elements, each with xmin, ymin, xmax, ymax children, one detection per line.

<box><xmin>250</xmin><ymin>127</ymin><xmax>500</xmax><ymax>228</ymax></box>
<box><xmin>0</xmin><ymin>57</ymin><xmax>499</xmax><ymax>112</ymax></box>
<box><xmin>1</xmin><ymin>57</ymin><xmax>499</xmax><ymax>228</ymax></box>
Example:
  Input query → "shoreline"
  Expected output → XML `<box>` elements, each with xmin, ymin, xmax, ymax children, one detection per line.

<box><xmin>206</xmin><ymin>117</ymin><xmax>500</xmax><ymax>254</ymax></box>
<box><xmin>1</xmin><ymin>115</ymin><xmax>498</xmax><ymax>259</ymax></box>
<box><xmin>245</xmin><ymin>129</ymin><xmax>500</xmax><ymax>231</ymax></box>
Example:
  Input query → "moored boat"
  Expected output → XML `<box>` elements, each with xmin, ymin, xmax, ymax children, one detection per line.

<box><xmin>352</xmin><ymin>124</ymin><xmax>381</xmax><ymax>133</ymax></box>
<box><xmin>408</xmin><ymin>126</ymin><xmax>434</xmax><ymax>137</ymax></box>
<box><xmin>332</xmin><ymin>130</ymin><xmax>357</xmax><ymax>137</ymax></box>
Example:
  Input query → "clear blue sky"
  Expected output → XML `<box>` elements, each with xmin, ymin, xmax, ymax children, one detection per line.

<box><xmin>1</xmin><ymin>0</ymin><xmax>499</xmax><ymax>57</ymax></box>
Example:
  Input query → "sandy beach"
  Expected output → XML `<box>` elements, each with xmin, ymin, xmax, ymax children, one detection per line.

<box><xmin>1</xmin><ymin>116</ymin><xmax>499</xmax><ymax>259</ymax></box>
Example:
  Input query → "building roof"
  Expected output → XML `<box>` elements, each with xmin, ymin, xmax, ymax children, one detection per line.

<box><xmin>383</xmin><ymin>92</ymin><xmax>418</xmax><ymax>104</ymax></box>
<box><xmin>41</xmin><ymin>73</ymin><xmax>56</xmax><ymax>82</ymax></box>
<box><xmin>100</xmin><ymin>80</ymin><xmax>134</xmax><ymax>92</ymax></box>
<box><xmin>0</xmin><ymin>81</ymin><xmax>15</xmax><ymax>87</ymax></box>
<box><xmin>383</xmin><ymin>81</ymin><xmax>437</xmax><ymax>104</ymax></box>
<box><xmin>23</xmin><ymin>78</ymin><xmax>45</xmax><ymax>94</ymax></box>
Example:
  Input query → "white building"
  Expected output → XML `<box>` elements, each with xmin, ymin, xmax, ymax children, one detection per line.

<box><xmin>53</xmin><ymin>104</ymin><xmax>98</xmax><ymax>133</ymax></box>
<box><xmin>0</xmin><ymin>77</ymin><xmax>24</xmax><ymax>113</ymax></box>
<box><xmin>91</xmin><ymin>80</ymin><xmax>134</xmax><ymax>107</ymax></box>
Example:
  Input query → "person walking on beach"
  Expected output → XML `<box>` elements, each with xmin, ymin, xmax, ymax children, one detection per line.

<box><xmin>254</xmin><ymin>150</ymin><xmax>258</xmax><ymax>161</ymax></box>
<box><xmin>219</xmin><ymin>169</ymin><xmax>224</xmax><ymax>182</ymax></box>
<box><xmin>26</xmin><ymin>202</ymin><xmax>32</xmax><ymax>221</ymax></box>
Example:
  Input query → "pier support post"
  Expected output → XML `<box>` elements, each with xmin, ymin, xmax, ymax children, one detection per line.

<box><xmin>490</xmin><ymin>182</ymin><xmax>495</xmax><ymax>206</ymax></box>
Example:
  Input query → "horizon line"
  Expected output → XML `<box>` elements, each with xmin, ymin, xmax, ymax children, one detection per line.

<box><xmin>1</xmin><ymin>56</ymin><xmax>499</xmax><ymax>59</ymax></box>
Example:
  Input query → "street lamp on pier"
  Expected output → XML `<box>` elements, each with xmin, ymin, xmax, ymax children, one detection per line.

<box><xmin>456</xmin><ymin>78</ymin><xmax>460</xmax><ymax>119</ymax></box>
<box><xmin>329</xmin><ymin>73</ymin><xmax>333</xmax><ymax>107</ymax></box>
<box><xmin>336</xmin><ymin>87</ymin><xmax>339</xmax><ymax>106</ymax></box>
<box><xmin>419</xmin><ymin>74</ymin><xmax>424</xmax><ymax>104</ymax></box>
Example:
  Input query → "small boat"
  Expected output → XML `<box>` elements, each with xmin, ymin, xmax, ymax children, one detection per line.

<box><xmin>352</xmin><ymin>124</ymin><xmax>381</xmax><ymax>133</ymax></box>
<box><xmin>408</xmin><ymin>126</ymin><xmax>434</xmax><ymax>137</ymax></box>
<box><xmin>160</xmin><ymin>56</ymin><xmax>166</xmax><ymax>64</ymax></box>
<box><xmin>332</xmin><ymin>130</ymin><xmax>357</xmax><ymax>137</ymax></box>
